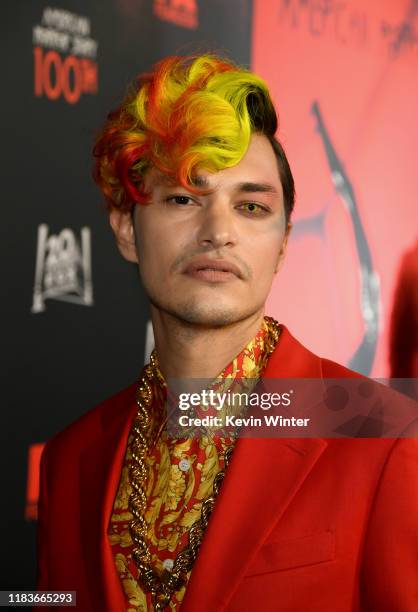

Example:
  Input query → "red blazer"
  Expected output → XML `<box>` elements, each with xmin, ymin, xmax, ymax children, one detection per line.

<box><xmin>36</xmin><ymin>325</ymin><xmax>418</xmax><ymax>611</ymax></box>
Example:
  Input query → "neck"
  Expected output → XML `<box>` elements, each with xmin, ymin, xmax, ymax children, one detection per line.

<box><xmin>150</xmin><ymin>307</ymin><xmax>266</xmax><ymax>380</ymax></box>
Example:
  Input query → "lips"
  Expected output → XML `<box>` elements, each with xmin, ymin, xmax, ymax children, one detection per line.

<box><xmin>183</xmin><ymin>257</ymin><xmax>243</xmax><ymax>279</ymax></box>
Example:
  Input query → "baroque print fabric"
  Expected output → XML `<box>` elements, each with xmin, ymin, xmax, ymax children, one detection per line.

<box><xmin>109</xmin><ymin>319</ymin><xmax>270</xmax><ymax>611</ymax></box>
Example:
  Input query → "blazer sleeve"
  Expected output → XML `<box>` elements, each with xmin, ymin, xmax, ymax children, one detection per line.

<box><xmin>36</xmin><ymin>443</ymin><xmax>50</xmax><ymax>591</ymax></box>
<box><xmin>360</xmin><ymin>435</ymin><xmax>418</xmax><ymax>611</ymax></box>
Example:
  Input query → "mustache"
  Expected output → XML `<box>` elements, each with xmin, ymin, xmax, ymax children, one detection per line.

<box><xmin>172</xmin><ymin>248</ymin><xmax>251</xmax><ymax>280</ymax></box>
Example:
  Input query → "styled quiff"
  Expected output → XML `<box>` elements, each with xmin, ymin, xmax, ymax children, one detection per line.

<box><xmin>93</xmin><ymin>54</ymin><xmax>295</xmax><ymax>221</ymax></box>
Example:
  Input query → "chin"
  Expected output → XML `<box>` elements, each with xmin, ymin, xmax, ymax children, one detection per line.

<box><xmin>178</xmin><ymin>309</ymin><xmax>238</xmax><ymax>327</ymax></box>
<box><xmin>150</xmin><ymin>294</ymin><xmax>253</xmax><ymax>327</ymax></box>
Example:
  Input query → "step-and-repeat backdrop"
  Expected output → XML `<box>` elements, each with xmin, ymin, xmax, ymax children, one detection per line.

<box><xmin>2</xmin><ymin>0</ymin><xmax>417</xmax><ymax>589</ymax></box>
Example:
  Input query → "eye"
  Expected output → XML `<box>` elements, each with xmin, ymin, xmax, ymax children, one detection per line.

<box><xmin>165</xmin><ymin>195</ymin><xmax>194</xmax><ymax>205</ymax></box>
<box><xmin>237</xmin><ymin>202</ymin><xmax>269</xmax><ymax>215</ymax></box>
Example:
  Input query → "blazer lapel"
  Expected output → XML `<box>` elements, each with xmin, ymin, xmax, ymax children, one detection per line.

<box><xmin>79</xmin><ymin>384</ymin><xmax>138</xmax><ymax>612</ymax></box>
<box><xmin>180</xmin><ymin>436</ymin><xmax>327</xmax><ymax>612</ymax></box>
<box><xmin>181</xmin><ymin>324</ymin><xmax>328</xmax><ymax>612</ymax></box>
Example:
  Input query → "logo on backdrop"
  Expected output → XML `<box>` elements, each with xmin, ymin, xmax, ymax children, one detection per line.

<box><xmin>278</xmin><ymin>0</ymin><xmax>418</xmax><ymax>58</ymax></box>
<box><xmin>154</xmin><ymin>0</ymin><xmax>198</xmax><ymax>29</ymax></box>
<box><xmin>31</xmin><ymin>224</ymin><xmax>93</xmax><ymax>313</ymax></box>
<box><xmin>33</xmin><ymin>7</ymin><xmax>98</xmax><ymax>104</ymax></box>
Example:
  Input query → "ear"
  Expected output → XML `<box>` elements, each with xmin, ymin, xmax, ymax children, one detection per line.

<box><xmin>274</xmin><ymin>221</ymin><xmax>292</xmax><ymax>274</ymax></box>
<box><xmin>109</xmin><ymin>207</ymin><xmax>138</xmax><ymax>263</ymax></box>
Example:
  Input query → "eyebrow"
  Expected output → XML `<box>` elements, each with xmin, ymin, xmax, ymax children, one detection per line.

<box><xmin>235</xmin><ymin>181</ymin><xmax>279</xmax><ymax>194</ymax></box>
<box><xmin>191</xmin><ymin>176</ymin><xmax>279</xmax><ymax>194</ymax></box>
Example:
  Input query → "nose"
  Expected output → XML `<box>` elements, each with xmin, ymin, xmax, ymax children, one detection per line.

<box><xmin>196</xmin><ymin>199</ymin><xmax>237</xmax><ymax>250</ymax></box>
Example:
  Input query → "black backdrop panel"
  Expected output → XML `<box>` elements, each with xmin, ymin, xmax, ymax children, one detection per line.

<box><xmin>1</xmin><ymin>0</ymin><xmax>252</xmax><ymax>590</ymax></box>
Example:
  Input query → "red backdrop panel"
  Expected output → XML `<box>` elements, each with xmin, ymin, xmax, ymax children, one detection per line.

<box><xmin>252</xmin><ymin>0</ymin><xmax>418</xmax><ymax>376</ymax></box>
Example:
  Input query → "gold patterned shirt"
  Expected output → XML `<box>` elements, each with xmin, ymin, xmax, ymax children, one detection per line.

<box><xmin>108</xmin><ymin>318</ymin><xmax>271</xmax><ymax>611</ymax></box>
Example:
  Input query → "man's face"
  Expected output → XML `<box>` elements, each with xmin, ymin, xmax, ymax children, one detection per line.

<box><xmin>120</xmin><ymin>133</ymin><xmax>291</xmax><ymax>326</ymax></box>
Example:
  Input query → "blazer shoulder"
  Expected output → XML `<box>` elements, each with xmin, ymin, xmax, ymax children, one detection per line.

<box><xmin>319</xmin><ymin>356</ymin><xmax>366</xmax><ymax>379</ymax></box>
<box><xmin>42</xmin><ymin>380</ymin><xmax>138</xmax><ymax>463</ymax></box>
<box><xmin>266</xmin><ymin>324</ymin><xmax>367</xmax><ymax>380</ymax></box>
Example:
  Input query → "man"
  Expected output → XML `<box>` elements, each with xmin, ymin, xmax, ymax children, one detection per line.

<box><xmin>36</xmin><ymin>54</ymin><xmax>418</xmax><ymax>611</ymax></box>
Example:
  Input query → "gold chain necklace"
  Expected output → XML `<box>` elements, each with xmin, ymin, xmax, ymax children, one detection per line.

<box><xmin>128</xmin><ymin>316</ymin><xmax>281</xmax><ymax>611</ymax></box>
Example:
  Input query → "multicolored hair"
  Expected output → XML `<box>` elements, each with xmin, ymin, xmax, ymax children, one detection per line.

<box><xmin>93</xmin><ymin>54</ymin><xmax>294</xmax><ymax>221</ymax></box>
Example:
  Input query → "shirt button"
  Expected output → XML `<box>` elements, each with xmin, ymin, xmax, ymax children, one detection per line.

<box><xmin>163</xmin><ymin>558</ymin><xmax>174</xmax><ymax>572</ymax></box>
<box><xmin>179</xmin><ymin>459</ymin><xmax>190</xmax><ymax>472</ymax></box>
